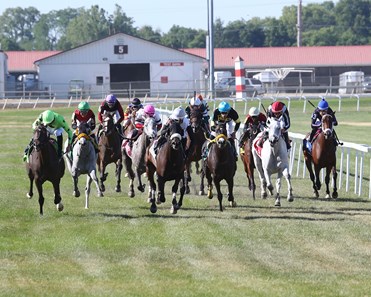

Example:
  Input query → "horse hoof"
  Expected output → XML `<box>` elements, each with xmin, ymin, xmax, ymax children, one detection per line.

<box><xmin>150</xmin><ymin>205</ymin><xmax>157</xmax><ymax>213</ymax></box>
<box><xmin>115</xmin><ymin>186</ymin><xmax>121</xmax><ymax>193</ymax></box>
<box><xmin>262</xmin><ymin>193</ymin><xmax>267</xmax><ymax>199</ymax></box>
<box><xmin>27</xmin><ymin>193</ymin><xmax>32</xmax><ymax>199</ymax></box>
<box><xmin>101</xmin><ymin>185</ymin><xmax>105</xmax><ymax>192</ymax></box>
<box><xmin>128</xmin><ymin>191</ymin><xmax>135</xmax><ymax>198</ymax></box>
<box><xmin>275</xmin><ymin>201</ymin><xmax>281</xmax><ymax>207</ymax></box>
<box><xmin>230</xmin><ymin>201</ymin><xmax>237</xmax><ymax>207</ymax></box>
<box><xmin>199</xmin><ymin>190</ymin><xmax>205</xmax><ymax>196</ymax></box>
<box><xmin>332</xmin><ymin>192</ymin><xmax>338</xmax><ymax>199</ymax></box>
<box><xmin>185</xmin><ymin>188</ymin><xmax>190</xmax><ymax>194</ymax></box>
<box><xmin>287</xmin><ymin>196</ymin><xmax>294</xmax><ymax>202</ymax></box>
<box><xmin>137</xmin><ymin>185</ymin><xmax>145</xmax><ymax>193</ymax></box>
<box><xmin>98</xmin><ymin>192</ymin><xmax>104</xmax><ymax>197</ymax></box>
<box><xmin>56</xmin><ymin>203</ymin><xmax>64</xmax><ymax>212</ymax></box>
<box><xmin>147</xmin><ymin>198</ymin><xmax>152</xmax><ymax>203</ymax></box>
<box><xmin>73</xmin><ymin>190</ymin><xmax>80</xmax><ymax>198</ymax></box>
<box><xmin>170</xmin><ymin>206</ymin><xmax>177</xmax><ymax>214</ymax></box>
<box><xmin>325</xmin><ymin>194</ymin><xmax>330</xmax><ymax>199</ymax></box>
<box><xmin>124</xmin><ymin>173</ymin><xmax>129</xmax><ymax>178</ymax></box>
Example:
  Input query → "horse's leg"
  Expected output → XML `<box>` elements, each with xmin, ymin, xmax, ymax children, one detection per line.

<box><xmin>89</xmin><ymin>169</ymin><xmax>103</xmax><ymax>197</ymax></box>
<box><xmin>195</xmin><ymin>161</ymin><xmax>201</xmax><ymax>175</ymax></box>
<box><xmin>85</xmin><ymin>175</ymin><xmax>92</xmax><ymax>209</ymax></box>
<box><xmin>205</xmin><ymin>167</ymin><xmax>213</xmax><ymax>199</ymax></box>
<box><xmin>274</xmin><ymin>171</ymin><xmax>282</xmax><ymax>207</ymax></box>
<box><xmin>146</xmin><ymin>164</ymin><xmax>157</xmax><ymax>213</ymax></box>
<box><xmin>99</xmin><ymin>162</ymin><xmax>107</xmax><ymax>192</ymax></box>
<box><xmin>72</xmin><ymin>175</ymin><xmax>80</xmax><ymax>198</ymax></box>
<box><xmin>115</xmin><ymin>159</ymin><xmax>123</xmax><ymax>192</ymax></box>
<box><xmin>324</xmin><ymin>165</ymin><xmax>332</xmax><ymax>199</ymax></box>
<box><xmin>35</xmin><ymin>179</ymin><xmax>44</xmax><ymax>215</ymax></box>
<box><xmin>332</xmin><ymin>165</ymin><xmax>338</xmax><ymax>199</ymax></box>
<box><xmin>314</xmin><ymin>166</ymin><xmax>322</xmax><ymax>192</ymax></box>
<box><xmin>253</xmin><ymin>156</ymin><xmax>267</xmax><ymax>199</ymax></box>
<box><xmin>226</xmin><ymin>177</ymin><xmax>236</xmax><ymax>207</ymax></box>
<box><xmin>264</xmin><ymin>169</ymin><xmax>274</xmax><ymax>196</ymax></box>
<box><xmin>27</xmin><ymin>173</ymin><xmax>34</xmax><ymax>199</ymax></box>
<box><xmin>282</xmin><ymin>167</ymin><xmax>293</xmax><ymax>202</ymax></box>
<box><xmin>157</xmin><ymin>175</ymin><xmax>166</xmax><ymax>204</ymax></box>
<box><xmin>170</xmin><ymin>178</ymin><xmax>181</xmax><ymax>214</ymax></box>
<box><xmin>199</xmin><ymin>162</ymin><xmax>206</xmax><ymax>196</ymax></box>
<box><xmin>184</xmin><ymin>161</ymin><xmax>191</xmax><ymax>194</ymax></box>
<box><xmin>304</xmin><ymin>155</ymin><xmax>318</xmax><ymax>198</ymax></box>
<box><xmin>214</xmin><ymin>178</ymin><xmax>223</xmax><ymax>212</ymax></box>
<box><xmin>52</xmin><ymin>180</ymin><xmax>64</xmax><ymax>213</ymax></box>
<box><xmin>177</xmin><ymin>175</ymin><xmax>186</xmax><ymax>209</ymax></box>
<box><xmin>136</xmin><ymin>167</ymin><xmax>145</xmax><ymax>193</ymax></box>
<box><xmin>123</xmin><ymin>155</ymin><xmax>135</xmax><ymax>197</ymax></box>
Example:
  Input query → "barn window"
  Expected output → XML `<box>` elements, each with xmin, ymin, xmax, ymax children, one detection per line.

<box><xmin>96</xmin><ymin>76</ymin><xmax>103</xmax><ymax>85</ymax></box>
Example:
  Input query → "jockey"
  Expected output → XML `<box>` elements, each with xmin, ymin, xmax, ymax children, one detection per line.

<box><xmin>71</xmin><ymin>101</ymin><xmax>99</xmax><ymax>152</ymax></box>
<box><xmin>266</xmin><ymin>101</ymin><xmax>291</xmax><ymax>150</ymax></box>
<box><xmin>185</xmin><ymin>96</ymin><xmax>210</xmax><ymax>134</ymax></box>
<box><xmin>98</xmin><ymin>94</ymin><xmax>125</xmax><ymax>137</ymax></box>
<box><xmin>239</xmin><ymin>106</ymin><xmax>267</xmax><ymax>149</ymax></box>
<box><xmin>134</xmin><ymin>104</ymin><xmax>162</xmax><ymax>131</ymax></box>
<box><xmin>307</xmin><ymin>98</ymin><xmax>338</xmax><ymax>145</ymax></box>
<box><xmin>210</xmin><ymin>101</ymin><xmax>241</xmax><ymax>160</ymax></box>
<box><xmin>123</xmin><ymin>97</ymin><xmax>143</xmax><ymax>129</ymax></box>
<box><xmin>23</xmin><ymin>110</ymin><xmax>73</xmax><ymax>161</ymax></box>
<box><xmin>154</xmin><ymin>107</ymin><xmax>189</xmax><ymax>155</ymax></box>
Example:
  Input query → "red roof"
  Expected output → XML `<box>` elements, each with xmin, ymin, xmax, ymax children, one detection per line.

<box><xmin>182</xmin><ymin>45</ymin><xmax>371</xmax><ymax>69</ymax></box>
<box><xmin>5</xmin><ymin>51</ymin><xmax>60</xmax><ymax>72</ymax></box>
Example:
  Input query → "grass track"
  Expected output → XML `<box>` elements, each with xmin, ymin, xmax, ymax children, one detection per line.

<box><xmin>1</xmin><ymin>103</ymin><xmax>371</xmax><ymax>297</ymax></box>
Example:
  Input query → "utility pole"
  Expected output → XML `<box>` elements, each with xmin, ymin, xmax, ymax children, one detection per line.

<box><xmin>297</xmin><ymin>0</ymin><xmax>302</xmax><ymax>47</ymax></box>
<box><xmin>208</xmin><ymin>0</ymin><xmax>214</xmax><ymax>97</ymax></box>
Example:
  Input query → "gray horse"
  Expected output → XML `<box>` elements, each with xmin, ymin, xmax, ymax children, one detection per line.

<box><xmin>64</xmin><ymin>122</ymin><xmax>103</xmax><ymax>209</ymax></box>
<box><xmin>122</xmin><ymin>116</ymin><xmax>158</xmax><ymax>198</ymax></box>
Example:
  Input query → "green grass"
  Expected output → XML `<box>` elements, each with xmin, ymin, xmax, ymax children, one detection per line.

<box><xmin>1</xmin><ymin>103</ymin><xmax>371</xmax><ymax>297</ymax></box>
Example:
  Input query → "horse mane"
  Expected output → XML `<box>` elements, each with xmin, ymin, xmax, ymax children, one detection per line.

<box><xmin>190</xmin><ymin>107</ymin><xmax>203</xmax><ymax>120</ymax></box>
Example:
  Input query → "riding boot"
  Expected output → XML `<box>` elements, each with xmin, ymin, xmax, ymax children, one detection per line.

<box><xmin>239</xmin><ymin>131</ymin><xmax>250</xmax><ymax>148</ymax></box>
<box><xmin>91</xmin><ymin>134</ymin><xmax>99</xmax><ymax>153</ymax></box>
<box><xmin>229</xmin><ymin>138</ymin><xmax>238</xmax><ymax>161</ymax></box>
<box><xmin>57</xmin><ymin>135</ymin><xmax>63</xmax><ymax>158</ymax></box>
<box><xmin>308</xmin><ymin>129</ymin><xmax>316</xmax><ymax>143</ymax></box>
<box><xmin>23</xmin><ymin>138</ymin><xmax>33</xmax><ymax>162</ymax></box>
<box><xmin>283</xmin><ymin>131</ymin><xmax>291</xmax><ymax>150</ymax></box>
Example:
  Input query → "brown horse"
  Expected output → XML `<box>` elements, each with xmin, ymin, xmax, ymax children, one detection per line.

<box><xmin>26</xmin><ymin>125</ymin><xmax>65</xmax><ymax>215</ymax></box>
<box><xmin>240</xmin><ymin>123</ymin><xmax>262</xmax><ymax>199</ymax></box>
<box><xmin>202</xmin><ymin>122</ymin><xmax>237</xmax><ymax>211</ymax></box>
<box><xmin>145</xmin><ymin>121</ymin><xmax>186</xmax><ymax>214</ymax></box>
<box><xmin>97</xmin><ymin>112</ymin><xmax>123</xmax><ymax>192</ymax></box>
<box><xmin>185</xmin><ymin>108</ymin><xmax>207</xmax><ymax>195</ymax></box>
<box><xmin>303</xmin><ymin>114</ymin><xmax>338</xmax><ymax>198</ymax></box>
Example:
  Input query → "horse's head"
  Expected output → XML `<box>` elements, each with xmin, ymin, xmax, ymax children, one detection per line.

<box><xmin>268</xmin><ymin>118</ymin><xmax>283</xmax><ymax>146</ymax></box>
<box><xmin>143</xmin><ymin>116</ymin><xmax>157</xmax><ymax>140</ymax></box>
<box><xmin>321</xmin><ymin>114</ymin><xmax>333</xmax><ymax>139</ymax></box>
<box><xmin>102</xmin><ymin>112</ymin><xmax>115</xmax><ymax>135</ymax></box>
<box><xmin>214</xmin><ymin>134</ymin><xmax>228</xmax><ymax>149</ymax></box>
<box><xmin>215</xmin><ymin>122</ymin><xmax>227</xmax><ymax>137</ymax></box>
<box><xmin>33</xmin><ymin>125</ymin><xmax>49</xmax><ymax>151</ymax></box>
<box><xmin>77</xmin><ymin>121</ymin><xmax>91</xmax><ymax>136</ymax></box>
<box><xmin>190</xmin><ymin>108</ymin><xmax>203</xmax><ymax>133</ymax></box>
<box><xmin>168</xmin><ymin>121</ymin><xmax>183</xmax><ymax>150</ymax></box>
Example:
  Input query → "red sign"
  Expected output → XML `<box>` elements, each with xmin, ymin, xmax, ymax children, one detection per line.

<box><xmin>160</xmin><ymin>62</ymin><xmax>184</xmax><ymax>66</ymax></box>
<box><xmin>161</xmin><ymin>76</ymin><xmax>168</xmax><ymax>83</ymax></box>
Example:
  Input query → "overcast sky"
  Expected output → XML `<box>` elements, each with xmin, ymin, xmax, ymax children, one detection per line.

<box><xmin>0</xmin><ymin>0</ymin><xmax>338</xmax><ymax>33</ymax></box>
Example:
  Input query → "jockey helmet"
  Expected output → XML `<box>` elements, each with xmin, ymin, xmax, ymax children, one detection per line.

<box><xmin>271</xmin><ymin>101</ymin><xmax>284</xmax><ymax>113</ymax></box>
<box><xmin>318</xmin><ymin>98</ymin><xmax>329</xmax><ymax>110</ymax></box>
<box><xmin>197</xmin><ymin>94</ymin><xmax>203</xmax><ymax>101</ymax></box>
<box><xmin>105</xmin><ymin>94</ymin><xmax>117</xmax><ymax>106</ymax></box>
<box><xmin>218</xmin><ymin>101</ymin><xmax>231</xmax><ymax>113</ymax></box>
<box><xmin>249</xmin><ymin>107</ymin><xmax>260</xmax><ymax>117</ymax></box>
<box><xmin>144</xmin><ymin>104</ymin><xmax>155</xmax><ymax>117</ymax></box>
<box><xmin>170</xmin><ymin>107</ymin><xmax>186</xmax><ymax>120</ymax></box>
<box><xmin>78</xmin><ymin>101</ymin><xmax>90</xmax><ymax>111</ymax></box>
<box><xmin>131</xmin><ymin>97</ymin><xmax>141</xmax><ymax>107</ymax></box>
<box><xmin>190</xmin><ymin>97</ymin><xmax>202</xmax><ymax>106</ymax></box>
<box><xmin>42</xmin><ymin>110</ymin><xmax>55</xmax><ymax>125</ymax></box>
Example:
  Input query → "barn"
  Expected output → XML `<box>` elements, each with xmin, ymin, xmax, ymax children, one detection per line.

<box><xmin>34</xmin><ymin>33</ymin><xmax>207</xmax><ymax>99</ymax></box>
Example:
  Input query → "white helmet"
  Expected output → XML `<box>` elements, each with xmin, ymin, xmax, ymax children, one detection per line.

<box><xmin>170</xmin><ymin>107</ymin><xmax>186</xmax><ymax>120</ymax></box>
<box><xmin>249</xmin><ymin>107</ymin><xmax>260</xmax><ymax>117</ymax></box>
<box><xmin>190</xmin><ymin>97</ymin><xmax>201</xmax><ymax>106</ymax></box>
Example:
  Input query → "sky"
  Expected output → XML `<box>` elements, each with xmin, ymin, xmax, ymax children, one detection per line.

<box><xmin>0</xmin><ymin>0</ymin><xmax>338</xmax><ymax>33</ymax></box>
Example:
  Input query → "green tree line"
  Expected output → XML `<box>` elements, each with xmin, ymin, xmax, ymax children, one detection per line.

<box><xmin>0</xmin><ymin>0</ymin><xmax>370</xmax><ymax>51</ymax></box>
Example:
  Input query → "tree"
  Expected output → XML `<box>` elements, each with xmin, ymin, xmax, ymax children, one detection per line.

<box><xmin>137</xmin><ymin>25</ymin><xmax>162</xmax><ymax>43</ymax></box>
<box><xmin>110</xmin><ymin>4</ymin><xmax>136</xmax><ymax>35</ymax></box>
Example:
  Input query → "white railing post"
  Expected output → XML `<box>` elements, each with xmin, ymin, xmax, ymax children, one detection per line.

<box><xmin>358</xmin><ymin>152</ymin><xmax>364</xmax><ymax>196</ymax></box>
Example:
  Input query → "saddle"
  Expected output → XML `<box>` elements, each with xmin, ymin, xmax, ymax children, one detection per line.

<box><xmin>122</xmin><ymin>129</ymin><xmax>142</xmax><ymax>158</ymax></box>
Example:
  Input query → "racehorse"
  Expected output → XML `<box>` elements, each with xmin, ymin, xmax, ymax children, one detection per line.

<box><xmin>185</xmin><ymin>108</ymin><xmax>207</xmax><ymax>195</ymax></box>
<box><xmin>97</xmin><ymin>111</ymin><xmax>123</xmax><ymax>192</ymax></box>
<box><xmin>202</xmin><ymin>122</ymin><xmax>237</xmax><ymax>211</ymax></box>
<box><xmin>240</xmin><ymin>123</ymin><xmax>261</xmax><ymax>199</ymax></box>
<box><xmin>122</xmin><ymin>116</ymin><xmax>157</xmax><ymax>198</ymax></box>
<box><xmin>64</xmin><ymin>121</ymin><xmax>103</xmax><ymax>209</ymax></box>
<box><xmin>145</xmin><ymin>121</ymin><xmax>186</xmax><ymax>214</ymax></box>
<box><xmin>252</xmin><ymin>118</ymin><xmax>293</xmax><ymax>207</ymax></box>
<box><xmin>303</xmin><ymin>114</ymin><xmax>338</xmax><ymax>198</ymax></box>
<box><xmin>26</xmin><ymin>124</ymin><xmax>65</xmax><ymax>215</ymax></box>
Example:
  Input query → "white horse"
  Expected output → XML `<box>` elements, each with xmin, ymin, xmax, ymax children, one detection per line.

<box><xmin>64</xmin><ymin>122</ymin><xmax>103</xmax><ymax>209</ymax></box>
<box><xmin>252</xmin><ymin>117</ymin><xmax>293</xmax><ymax>207</ymax></box>
<box><xmin>122</xmin><ymin>116</ymin><xmax>158</xmax><ymax>198</ymax></box>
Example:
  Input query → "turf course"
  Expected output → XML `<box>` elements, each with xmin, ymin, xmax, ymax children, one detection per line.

<box><xmin>1</xmin><ymin>98</ymin><xmax>371</xmax><ymax>297</ymax></box>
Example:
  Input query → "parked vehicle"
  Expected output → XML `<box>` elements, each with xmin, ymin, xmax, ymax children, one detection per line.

<box><xmin>362</xmin><ymin>76</ymin><xmax>371</xmax><ymax>93</ymax></box>
<box><xmin>215</xmin><ymin>77</ymin><xmax>264</xmax><ymax>97</ymax></box>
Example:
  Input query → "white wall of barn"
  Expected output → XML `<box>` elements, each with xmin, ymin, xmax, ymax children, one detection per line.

<box><xmin>36</xmin><ymin>33</ymin><xmax>206</xmax><ymax>98</ymax></box>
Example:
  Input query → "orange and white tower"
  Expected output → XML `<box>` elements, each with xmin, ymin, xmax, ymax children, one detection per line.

<box><xmin>234</xmin><ymin>56</ymin><xmax>246</xmax><ymax>99</ymax></box>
